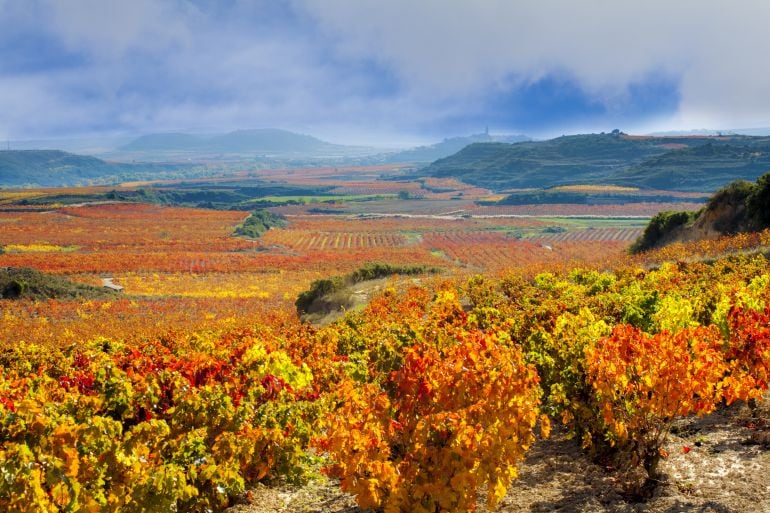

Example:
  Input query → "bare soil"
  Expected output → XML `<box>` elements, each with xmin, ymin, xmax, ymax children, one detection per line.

<box><xmin>228</xmin><ymin>400</ymin><xmax>770</xmax><ymax>513</ymax></box>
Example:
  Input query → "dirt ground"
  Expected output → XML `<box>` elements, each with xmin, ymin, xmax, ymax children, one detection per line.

<box><xmin>228</xmin><ymin>400</ymin><xmax>770</xmax><ymax>513</ymax></box>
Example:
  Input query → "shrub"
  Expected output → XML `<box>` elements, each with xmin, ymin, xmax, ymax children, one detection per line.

<box><xmin>746</xmin><ymin>172</ymin><xmax>770</xmax><ymax>229</ymax></box>
<box><xmin>1</xmin><ymin>279</ymin><xmax>25</xmax><ymax>299</ymax></box>
<box><xmin>295</xmin><ymin>264</ymin><xmax>441</xmax><ymax>315</ymax></box>
<box><xmin>631</xmin><ymin>210</ymin><xmax>697</xmax><ymax>253</ymax></box>
<box><xmin>708</xmin><ymin>179</ymin><xmax>756</xmax><ymax>211</ymax></box>
<box><xmin>0</xmin><ymin>332</ymin><xmax>322</xmax><ymax>512</ymax></box>
<box><xmin>317</xmin><ymin>290</ymin><xmax>543</xmax><ymax>513</ymax></box>
<box><xmin>233</xmin><ymin>209</ymin><xmax>286</xmax><ymax>239</ymax></box>
<box><xmin>721</xmin><ymin>305</ymin><xmax>770</xmax><ymax>404</ymax></box>
<box><xmin>527</xmin><ymin>308</ymin><xmax>610</xmax><ymax>445</ymax></box>
<box><xmin>319</xmin><ymin>332</ymin><xmax>541</xmax><ymax>512</ymax></box>
<box><xmin>585</xmin><ymin>325</ymin><xmax>727</xmax><ymax>481</ymax></box>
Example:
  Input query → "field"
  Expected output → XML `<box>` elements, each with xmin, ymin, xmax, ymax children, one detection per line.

<box><xmin>1</xmin><ymin>165</ymin><xmax>769</xmax><ymax>513</ymax></box>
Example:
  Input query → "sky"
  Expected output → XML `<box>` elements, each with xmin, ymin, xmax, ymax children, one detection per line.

<box><xmin>1</xmin><ymin>0</ymin><xmax>770</xmax><ymax>146</ymax></box>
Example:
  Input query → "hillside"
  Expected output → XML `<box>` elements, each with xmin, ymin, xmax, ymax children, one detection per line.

<box><xmin>120</xmin><ymin>128</ymin><xmax>341</xmax><ymax>155</ymax></box>
<box><xmin>0</xmin><ymin>149</ymin><xmax>188</xmax><ymax>187</ymax></box>
<box><xmin>631</xmin><ymin>172</ymin><xmax>770</xmax><ymax>251</ymax></box>
<box><xmin>610</xmin><ymin>142</ymin><xmax>770</xmax><ymax>191</ymax></box>
<box><xmin>422</xmin><ymin>132</ymin><xmax>770</xmax><ymax>192</ymax></box>
<box><xmin>0</xmin><ymin>150</ymin><xmax>121</xmax><ymax>187</ymax></box>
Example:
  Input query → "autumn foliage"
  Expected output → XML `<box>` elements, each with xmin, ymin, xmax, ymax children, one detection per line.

<box><xmin>585</xmin><ymin>325</ymin><xmax>727</xmax><ymax>477</ymax></box>
<box><xmin>1</xmin><ymin>200</ymin><xmax>770</xmax><ymax>510</ymax></box>
<box><xmin>318</xmin><ymin>291</ymin><xmax>542</xmax><ymax>513</ymax></box>
<box><xmin>0</xmin><ymin>329</ymin><xmax>321</xmax><ymax>512</ymax></box>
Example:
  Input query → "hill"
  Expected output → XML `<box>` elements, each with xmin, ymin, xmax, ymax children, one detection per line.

<box><xmin>120</xmin><ymin>128</ymin><xmax>341</xmax><ymax>155</ymax></box>
<box><xmin>0</xmin><ymin>150</ymin><xmax>112</xmax><ymax>186</ymax></box>
<box><xmin>631</xmin><ymin>172</ymin><xmax>770</xmax><ymax>251</ymax></box>
<box><xmin>421</xmin><ymin>131</ymin><xmax>770</xmax><ymax>192</ymax></box>
<box><xmin>0</xmin><ymin>150</ymin><xmax>121</xmax><ymax>187</ymax></box>
<box><xmin>609</xmin><ymin>142</ymin><xmax>770</xmax><ymax>191</ymax></box>
<box><xmin>0</xmin><ymin>149</ymin><xmax>190</xmax><ymax>187</ymax></box>
<box><xmin>384</xmin><ymin>132</ymin><xmax>530</xmax><ymax>163</ymax></box>
<box><xmin>207</xmin><ymin>129</ymin><xmax>335</xmax><ymax>153</ymax></box>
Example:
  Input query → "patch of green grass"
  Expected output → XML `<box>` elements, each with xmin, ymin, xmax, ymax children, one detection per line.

<box><xmin>243</xmin><ymin>194</ymin><xmax>397</xmax><ymax>204</ymax></box>
<box><xmin>534</xmin><ymin>216</ymin><xmax>650</xmax><ymax>229</ymax></box>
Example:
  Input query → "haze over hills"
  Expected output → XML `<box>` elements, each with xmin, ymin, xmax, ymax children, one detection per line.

<box><xmin>8</xmin><ymin>129</ymin><xmax>770</xmax><ymax>191</ymax></box>
<box><xmin>121</xmin><ymin>133</ymin><xmax>204</xmax><ymax>152</ymax></box>
<box><xmin>117</xmin><ymin>128</ymin><xmax>533</xmax><ymax>163</ymax></box>
<box><xmin>648</xmin><ymin>127</ymin><xmax>770</xmax><ymax>137</ymax></box>
<box><xmin>120</xmin><ymin>128</ymin><xmax>342</xmax><ymax>155</ymax></box>
<box><xmin>4</xmin><ymin>136</ymin><xmax>135</xmax><ymax>155</ymax></box>
<box><xmin>421</xmin><ymin>132</ymin><xmax>770</xmax><ymax>192</ymax></box>
<box><xmin>383</xmin><ymin>132</ymin><xmax>530</xmax><ymax>163</ymax></box>
<box><xmin>3</xmin><ymin>129</ymin><xmax>532</xmax><ymax>187</ymax></box>
<box><xmin>1</xmin><ymin>129</ymin><xmax>537</xmax><ymax>187</ymax></box>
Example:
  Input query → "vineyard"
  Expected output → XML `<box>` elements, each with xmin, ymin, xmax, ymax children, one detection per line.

<box><xmin>262</xmin><ymin>230</ymin><xmax>409</xmax><ymax>252</ymax></box>
<box><xmin>0</xmin><ymin>174</ymin><xmax>768</xmax><ymax>512</ymax></box>
<box><xmin>422</xmin><ymin>231</ymin><xmax>633</xmax><ymax>270</ymax></box>
<box><xmin>534</xmin><ymin>227</ymin><xmax>643</xmax><ymax>242</ymax></box>
<box><xmin>8</xmin><ymin>0</ymin><xmax>770</xmax><ymax>509</ymax></box>
<box><xmin>1</xmin><ymin>249</ymin><xmax>770</xmax><ymax>512</ymax></box>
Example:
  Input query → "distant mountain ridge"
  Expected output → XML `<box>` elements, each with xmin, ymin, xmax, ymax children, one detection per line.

<box><xmin>648</xmin><ymin>127</ymin><xmax>770</xmax><ymax>137</ymax></box>
<box><xmin>121</xmin><ymin>128</ymin><xmax>339</xmax><ymax>154</ymax></box>
<box><xmin>385</xmin><ymin>132</ymin><xmax>530</xmax><ymax>163</ymax></box>
<box><xmin>421</xmin><ymin>132</ymin><xmax>770</xmax><ymax>192</ymax></box>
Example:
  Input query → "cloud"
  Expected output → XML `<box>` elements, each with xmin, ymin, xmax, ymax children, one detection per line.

<box><xmin>1</xmin><ymin>0</ymin><xmax>770</xmax><ymax>142</ymax></box>
<box><xmin>44</xmin><ymin>0</ymin><xmax>192</xmax><ymax>59</ymax></box>
<box><xmin>298</xmin><ymin>0</ymin><xmax>770</xmax><ymax>132</ymax></box>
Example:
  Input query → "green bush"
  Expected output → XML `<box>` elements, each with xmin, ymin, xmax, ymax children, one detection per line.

<box><xmin>234</xmin><ymin>210</ymin><xmax>286</xmax><ymax>239</ymax></box>
<box><xmin>0</xmin><ymin>268</ymin><xmax>114</xmax><ymax>300</ymax></box>
<box><xmin>295</xmin><ymin>277</ymin><xmax>346</xmax><ymax>314</ymax></box>
<box><xmin>2</xmin><ymin>280</ymin><xmax>26</xmax><ymax>299</ymax></box>
<box><xmin>746</xmin><ymin>172</ymin><xmax>770</xmax><ymax>229</ymax></box>
<box><xmin>295</xmin><ymin>264</ymin><xmax>441</xmax><ymax>315</ymax></box>
<box><xmin>630</xmin><ymin>210</ymin><xmax>697</xmax><ymax>253</ymax></box>
<box><xmin>349</xmin><ymin>263</ymin><xmax>437</xmax><ymax>283</ymax></box>
<box><xmin>708</xmin><ymin>179</ymin><xmax>756</xmax><ymax>210</ymax></box>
